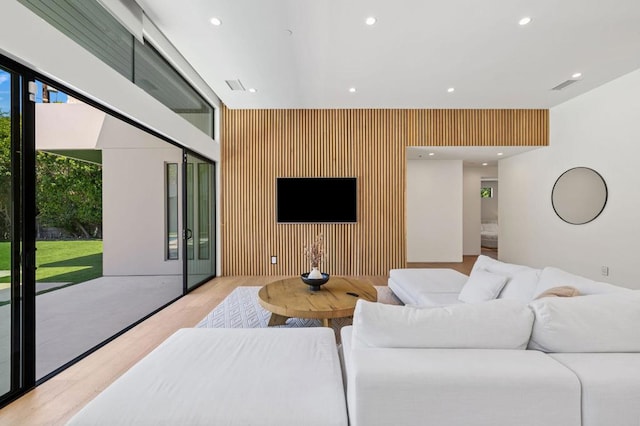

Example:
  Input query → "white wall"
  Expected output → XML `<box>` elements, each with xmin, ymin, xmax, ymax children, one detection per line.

<box><xmin>36</xmin><ymin>104</ymin><xmax>105</xmax><ymax>150</ymax></box>
<box><xmin>481</xmin><ymin>180</ymin><xmax>499</xmax><ymax>222</ymax></box>
<box><xmin>500</xmin><ymin>68</ymin><xmax>640</xmax><ymax>289</ymax></box>
<box><xmin>407</xmin><ymin>160</ymin><xmax>463</xmax><ymax>262</ymax></box>
<box><xmin>101</xmin><ymin>114</ymin><xmax>183</xmax><ymax>276</ymax></box>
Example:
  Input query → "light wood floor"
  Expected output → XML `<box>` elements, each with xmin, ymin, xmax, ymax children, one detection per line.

<box><xmin>0</xmin><ymin>261</ymin><xmax>475</xmax><ymax>425</ymax></box>
<box><xmin>407</xmin><ymin>255</ymin><xmax>477</xmax><ymax>276</ymax></box>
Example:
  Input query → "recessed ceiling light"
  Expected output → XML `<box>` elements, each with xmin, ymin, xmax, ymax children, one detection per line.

<box><xmin>497</xmin><ymin>152</ymin><xmax>503</xmax><ymax>156</ymax></box>
<box><xmin>519</xmin><ymin>17</ymin><xmax>532</xmax><ymax>26</ymax></box>
<box><xmin>482</xmin><ymin>162</ymin><xmax>488</xmax><ymax>166</ymax></box>
<box><xmin>248</xmin><ymin>88</ymin><xmax>257</xmax><ymax>93</ymax></box>
<box><xmin>365</xmin><ymin>16</ymin><xmax>377</xmax><ymax>26</ymax></box>
<box><xmin>572</xmin><ymin>72</ymin><xmax>582</xmax><ymax>79</ymax></box>
<box><xmin>349</xmin><ymin>87</ymin><xmax>357</xmax><ymax>93</ymax></box>
<box><xmin>210</xmin><ymin>17</ymin><xmax>222</xmax><ymax>26</ymax></box>
<box><xmin>428</xmin><ymin>152</ymin><xmax>435</xmax><ymax>156</ymax></box>
<box><xmin>447</xmin><ymin>87</ymin><xmax>455</xmax><ymax>93</ymax></box>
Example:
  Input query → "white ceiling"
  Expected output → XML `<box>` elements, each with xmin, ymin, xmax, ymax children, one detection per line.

<box><xmin>407</xmin><ymin>146</ymin><xmax>544</xmax><ymax>167</ymax></box>
<box><xmin>136</xmin><ymin>0</ymin><xmax>640</xmax><ymax>110</ymax></box>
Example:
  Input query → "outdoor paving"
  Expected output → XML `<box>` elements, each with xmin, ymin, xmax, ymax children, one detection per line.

<box><xmin>0</xmin><ymin>275</ymin><xmax>182</xmax><ymax>389</ymax></box>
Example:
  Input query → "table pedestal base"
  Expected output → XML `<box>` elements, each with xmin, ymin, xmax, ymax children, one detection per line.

<box><xmin>268</xmin><ymin>313</ymin><xmax>289</xmax><ymax>326</ymax></box>
<box><xmin>267</xmin><ymin>314</ymin><xmax>333</xmax><ymax>328</ymax></box>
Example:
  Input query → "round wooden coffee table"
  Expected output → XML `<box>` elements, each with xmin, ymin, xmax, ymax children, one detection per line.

<box><xmin>258</xmin><ymin>277</ymin><xmax>377</xmax><ymax>327</ymax></box>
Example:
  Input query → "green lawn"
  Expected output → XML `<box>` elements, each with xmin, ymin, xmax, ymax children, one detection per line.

<box><xmin>0</xmin><ymin>240</ymin><xmax>103</xmax><ymax>285</ymax></box>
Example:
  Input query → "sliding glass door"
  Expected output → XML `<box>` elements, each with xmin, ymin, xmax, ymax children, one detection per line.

<box><xmin>0</xmin><ymin>54</ymin><xmax>217</xmax><ymax>408</ymax></box>
<box><xmin>0</xmin><ymin>63</ymin><xmax>25</xmax><ymax>403</ymax></box>
<box><xmin>0</xmin><ymin>66</ymin><xmax>15</xmax><ymax>399</ymax></box>
<box><xmin>185</xmin><ymin>153</ymin><xmax>215</xmax><ymax>290</ymax></box>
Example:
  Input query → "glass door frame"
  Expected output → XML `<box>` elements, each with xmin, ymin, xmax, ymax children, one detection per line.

<box><xmin>182</xmin><ymin>150</ymin><xmax>216</xmax><ymax>293</ymax></box>
<box><xmin>0</xmin><ymin>54</ymin><xmax>37</xmax><ymax>406</ymax></box>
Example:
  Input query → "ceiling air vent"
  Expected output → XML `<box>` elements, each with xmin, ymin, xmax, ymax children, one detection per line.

<box><xmin>551</xmin><ymin>79</ymin><xmax>579</xmax><ymax>91</ymax></box>
<box><xmin>225</xmin><ymin>79</ymin><xmax>246</xmax><ymax>91</ymax></box>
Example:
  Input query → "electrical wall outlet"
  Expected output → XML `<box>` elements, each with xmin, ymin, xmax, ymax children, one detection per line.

<box><xmin>271</xmin><ymin>256</ymin><xmax>277</xmax><ymax>265</ymax></box>
<box><xmin>601</xmin><ymin>266</ymin><xmax>609</xmax><ymax>276</ymax></box>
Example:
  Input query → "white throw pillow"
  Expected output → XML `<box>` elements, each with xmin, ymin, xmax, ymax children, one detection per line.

<box><xmin>458</xmin><ymin>270</ymin><xmax>509</xmax><ymax>303</ymax></box>
<box><xmin>352</xmin><ymin>299</ymin><xmax>534</xmax><ymax>349</ymax></box>
<box><xmin>528</xmin><ymin>291</ymin><xmax>640</xmax><ymax>352</ymax></box>
<box><xmin>497</xmin><ymin>268</ymin><xmax>542</xmax><ymax>302</ymax></box>
<box><xmin>471</xmin><ymin>255</ymin><xmax>542</xmax><ymax>302</ymax></box>
<box><xmin>471</xmin><ymin>255</ymin><xmax>528</xmax><ymax>276</ymax></box>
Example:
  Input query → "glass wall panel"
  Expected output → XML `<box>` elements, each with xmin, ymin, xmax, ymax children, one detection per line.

<box><xmin>34</xmin><ymin>81</ymin><xmax>184</xmax><ymax>379</ymax></box>
<box><xmin>186</xmin><ymin>154</ymin><xmax>215</xmax><ymax>289</ymax></box>
<box><xmin>0</xmin><ymin>67</ymin><xmax>14</xmax><ymax>397</ymax></box>
<box><xmin>134</xmin><ymin>40</ymin><xmax>214</xmax><ymax>137</ymax></box>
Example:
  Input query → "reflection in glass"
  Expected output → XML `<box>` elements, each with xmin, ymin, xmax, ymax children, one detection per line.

<box><xmin>198</xmin><ymin>163</ymin><xmax>210</xmax><ymax>260</ymax></box>
<box><xmin>134</xmin><ymin>40</ymin><xmax>213</xmax><ymax>137</ymax></box>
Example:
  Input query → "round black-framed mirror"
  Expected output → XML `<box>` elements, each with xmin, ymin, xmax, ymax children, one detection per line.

<box><xmin>551</xmin><ymin>167</ymin><xmax>607</xmax><ymax>225</ymax></box>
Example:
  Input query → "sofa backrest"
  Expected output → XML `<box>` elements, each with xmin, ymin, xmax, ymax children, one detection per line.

<box><xmin>534</xmin><ymin>266</ymin><xmax>632</xmax><ymax>298</ymax></box>
<box><xmin>352</xmin><ymin>299</ymin><xmax>534</xmax><ymax>350</ymax></box>
<box><xmin>528</xmin><ymin>291</ymin><xmax>640</xmax><ymax>353</ymax></box>
<box><xmin>471</xmin><ymin>255</ymin><xmax>541</xmax><ymax>303</ymax></box>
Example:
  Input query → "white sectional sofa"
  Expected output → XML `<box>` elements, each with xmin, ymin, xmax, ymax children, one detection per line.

<box><xmin>389</xmin><ymin>255</ymin><xmax>630</xmax><ymax>307</ymax></box>
<box><xmin>343</xmin><ymin>256</ymin><xmax>640</xmax><ymax>426</ymax></box>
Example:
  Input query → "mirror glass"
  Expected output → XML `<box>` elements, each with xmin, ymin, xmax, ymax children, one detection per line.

<box><xmin>552</xmin><ymin>167</ymin><xmax>607</xmax><ymax>225</ymax></box>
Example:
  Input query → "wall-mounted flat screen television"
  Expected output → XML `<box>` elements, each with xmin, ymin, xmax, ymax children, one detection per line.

<box><xmin>277</xmin><ymin>177</ymin><xmax>357</xmax><ymax>223</ymax></box>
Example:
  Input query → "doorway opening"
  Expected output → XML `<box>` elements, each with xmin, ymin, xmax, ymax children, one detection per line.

<box><xmin>481</xmin><ymin>178</ymin><xmax>498</xmax><ymax>259</ymax></box>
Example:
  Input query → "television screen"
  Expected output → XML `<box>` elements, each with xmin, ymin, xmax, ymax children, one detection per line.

<box><xmin>277</xmin><ymin>177</ymin><xmax>357</xmax><ymax>223</ymax></box>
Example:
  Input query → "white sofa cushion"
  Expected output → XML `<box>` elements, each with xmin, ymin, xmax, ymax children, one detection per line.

<box><xmin>388</xmin><ymin>268</ymin><xmax>468</xmax><ymax>307</ymax></box>
<box><xmin>342</xmin><ymin>327</ymin><xmax>581</xmax><ymax>426</ymax></box>
<box><xmin>412</xmin><ymin>292</ymin><xmax>462</xmax><ymax>308</ymax></box>
<box><xmin>458</xmin><ymin>270</ymin><xmax>508</xmax><ymax>303</ymax></box>
<box><xmin>472</xmin><ymin>255</ymin><xmax>542</xmax><ymax>302</ymax></box>
<box><xmin>68</xmin><ymin>328</ymin><xmax>347</xmax><ymax>426</ymax></box>
<box><xmin>535</xmin><ymin>266</ymin><xmax>632</xmax><ymax>298</ymax></box>
<box><xmin>550</xmin><ymin>353</ymin><xmax>640</xmax><ymax>426</ymax></box>
<box><xmin>352</xmin><ymin>299</ymin><xmax>534</xmax><ymax>349</ymax></box>
<box><xmin>529</xmin><ymin>291</ymin><xmax>640</xmax><ymax>352</ymax></box>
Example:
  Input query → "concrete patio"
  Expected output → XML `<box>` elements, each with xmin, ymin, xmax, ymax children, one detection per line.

<box><xmin>0</xmin><ymin>275</ymin><xmax>182</xmax><ymax>390</ymax></box>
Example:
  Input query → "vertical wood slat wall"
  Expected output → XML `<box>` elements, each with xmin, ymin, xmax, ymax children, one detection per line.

<box><xmin>222</xmin><ymin>108</ymin><xmax>548</xmax><ymax>276</ymax></box>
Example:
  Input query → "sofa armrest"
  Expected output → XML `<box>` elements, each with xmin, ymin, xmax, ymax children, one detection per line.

<box><xmin>343</xmin><ymin>345</ymin><xmax>580</xmax><ymax>426</ymax></box>
<box><xmin>388</xmin><ymin>268</ymin><xmax>468</xmax><ymax>306</ymax></box>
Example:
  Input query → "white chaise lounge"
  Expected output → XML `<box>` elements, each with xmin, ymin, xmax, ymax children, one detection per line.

<box><xmin>68</xmin><ymin>328</ymin><xmax>348</xmax><ymax>426</ymax></box>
